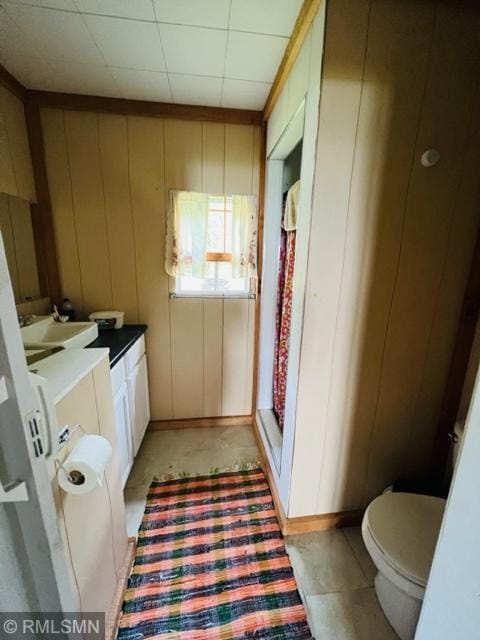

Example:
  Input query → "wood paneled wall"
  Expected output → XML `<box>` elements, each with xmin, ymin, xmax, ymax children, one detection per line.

<box><xmin>0</xmin><ymin>193</ymin><xmax>40</xmax><ymax>302</ymax></box>
<box><xmin>41</xmin><ymin>109</ymin><xmax>260</xmax><ymax>420</ymax></box>
<box><xmin>0</xmin><ymin>84</ymin><xmax>45</xmax><ymax>312</ymax></box>
<box><xmin>0</xmin><ymin>85</ymin><xmax>35</xmax><ymax>201</ymax></box>
<box><xmin>289</xmin><ymin>0</ymin><xmax>480</xmax><ymax>516</ymax></box>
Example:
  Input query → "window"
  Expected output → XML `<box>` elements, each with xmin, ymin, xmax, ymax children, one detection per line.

<box><xmin>165</xmin><ymin>190</ymin><xmax>258</xmax><ymax>298</ymax></box>
<box><xmin>177</xmin><ymin>195</ymin><xmax>246</xmax><ymax>295</ymax></box>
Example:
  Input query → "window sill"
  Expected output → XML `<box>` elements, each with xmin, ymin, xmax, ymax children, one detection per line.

<box><xmin>169</xmin><ymin>292</ymin><xmax>256</xmax><ymax>300</ymax></box>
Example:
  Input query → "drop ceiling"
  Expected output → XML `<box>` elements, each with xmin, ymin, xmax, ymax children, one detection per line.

<box><xmin>0</xmin><ymin>0</ymin><xmax>303</xmax><ymax>110</ymax></box>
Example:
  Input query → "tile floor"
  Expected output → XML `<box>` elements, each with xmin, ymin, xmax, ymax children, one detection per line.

<box><xmin>124</xmin><ymin>425</ymin><xmax>398</xmax><ymax>639</ymax></box>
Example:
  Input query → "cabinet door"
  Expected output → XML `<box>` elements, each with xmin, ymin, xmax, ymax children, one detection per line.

<box><xmin>127</xmin><ymin>354</ymin><xmax>150</xmax><ymax>456</ymax></box>
<box><xmin>55</xmin><ymin>371</ymin><xmax>118</xmax><ymax>616</ymax></box>
<box><xmin>113</xmin><ymin>381</ymin><xmax>133</xmax><ymax>487</ymax></box>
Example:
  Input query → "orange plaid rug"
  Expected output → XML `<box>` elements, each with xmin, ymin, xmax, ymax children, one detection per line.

<box><xmin>117</xmin><ymin>467</ymin><xmax>313</xmax><ymax>639</ymax></box>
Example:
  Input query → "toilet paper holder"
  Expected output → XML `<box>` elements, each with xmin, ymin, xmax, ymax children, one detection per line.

<box><xmin>55</xmin><ymin>423</ymin><xmax>87</xmax><ymax>486</ymax></box>
<box><xmin>55</xmin><ymin>430</ymin><xmax>113</xmax><ymax>495</ymax></box>
<box><xmin>66</xmin><ymin>469</ymin><xmax>86</xmax><ymax>486</ymax></box>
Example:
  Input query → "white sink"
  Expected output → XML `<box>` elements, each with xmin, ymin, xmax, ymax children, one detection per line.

<box><xmin>21</xmin><ymin>316</ymin><xmax>99</xmax><ymax>350</ymax></box>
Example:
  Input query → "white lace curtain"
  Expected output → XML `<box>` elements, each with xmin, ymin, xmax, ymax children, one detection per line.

<box><xmin>165</xmin><ymin>190</ymin><xmax>258</xmax><ymax>279</ymax></box>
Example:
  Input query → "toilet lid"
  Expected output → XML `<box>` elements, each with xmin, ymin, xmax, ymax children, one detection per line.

<box><xmin>364</xmin><ymin>492</ymin><xmax>446</xmax><ymax>587</ymax></box>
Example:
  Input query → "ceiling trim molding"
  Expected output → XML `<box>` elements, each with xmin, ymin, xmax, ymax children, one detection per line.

<box><xmin>263</xmin><ymin>0</ymin><xmax>321</xmax><ymax>120</ymax></box>
<box><xmin>0</xmin><ymin>63</ymin><xmax>26</xmax><ymax>101</ymax></box>
<box><xmin>26</xmin><ymin>90</ymin><xmax>263</xmax><ymax>125</ymax></box>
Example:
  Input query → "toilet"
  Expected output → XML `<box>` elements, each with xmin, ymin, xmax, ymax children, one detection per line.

<box><xmin>362</xmin><ymin>420</ymin><xmax>465</xmax><ymax>640</ymax></box>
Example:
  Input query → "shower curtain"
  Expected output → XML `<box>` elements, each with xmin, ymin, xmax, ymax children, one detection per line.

<box><xmin>273</xmin><ymin>180</ymin><xmax>300</xmax><ymax>432</ymax></box>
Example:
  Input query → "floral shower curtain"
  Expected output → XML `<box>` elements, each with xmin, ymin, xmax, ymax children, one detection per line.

<box><xmin>273</xmin><ymin>180</ymin><xmax>300</xmax><ymax>432</ymax></box>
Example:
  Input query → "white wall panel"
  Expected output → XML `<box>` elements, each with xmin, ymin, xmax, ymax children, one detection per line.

<box><xmin>43</xmin><ymin>110</ymin><xmax>260</xmax><ymax>420</ymax></box>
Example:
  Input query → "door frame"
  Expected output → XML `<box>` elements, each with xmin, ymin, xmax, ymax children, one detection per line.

<box><xmin>416</xmin><ymin>359</ymin><xmax>480</xmax><ymax>638</ymax></box>
<box><xmin>0</xmin><ymin>234</ymin><xmax>75</xmax><ymax>615</ymax></box>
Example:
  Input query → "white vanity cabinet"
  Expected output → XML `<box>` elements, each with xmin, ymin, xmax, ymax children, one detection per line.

<box><xmin>112</xmin><ymin>378</ymin><xmax>133</xmax><ymax>487</ymax></box>
<box><xmin>128</xmin><ymin>353</ymin><xmax>150</xmax><ymax>456</ymax></box>
<box><xmin>110</xmin><ymin>334</ymin><xmax>150</xmax><ymax>486</ymax></box>
<box><xmin>52</xmin><ymin>353</ymin><xmax>129</xmax><ymax>617</ymax></box>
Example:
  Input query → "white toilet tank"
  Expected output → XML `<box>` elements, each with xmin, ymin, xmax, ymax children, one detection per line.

<box><xmin>452</xmin><ymin>420</ymin><xmax>466</xmax><ymax>469</ymax></box>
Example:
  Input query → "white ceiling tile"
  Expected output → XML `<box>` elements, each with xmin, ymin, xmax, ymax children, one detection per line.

<box><xmin>225</xmin><ymin>31</ymin><xmax>287</xmax><ymax>83</ymax></box>
<box><xmin>84</xmin><ymin>14</ymin><xmax>165</xmax><ymax>70</ymax></box>
<box><xmin>222</xmin><ymin>78</ymin><xmax>271</xmax><ymax>110</ymax></box>
<box><xmin>169</xmin><ymin>74</ymin><xmax>222</xmax><ymax>107</ymax></box>
<box><xmin>1</xmin><ymin>1</ymin><xmax>294</xmax><ymax>108</ymax></box>
<box><xmin>75</xmin><ymin>0</ymin><xmax>155</xmax><ymax>21</ymax></box>
<box><xmin>111</xmin><ymin>67</ymin><xmax>171</xmax><ymax>102</ymax></box>
<box><xmin>153</xmin><ymin>0</ymin><xmax>230</xmax><ymax>29</ymax></box>
<box><xmin>3</xmin><ymin>4</ymin><xmax>104</xmax><ymax>64</ymax></box>
<box><xmin>46</xmin><ymin>60</ymin><xmax>122</xmax><ymax>96</ymax></box>
<box><xmin>0</xmin><ymin>6</ymin><xmax>43</xmax><ymax>59</ymax></box>
<box><xmin>4</xmin><ymin>0</ymin><xmax>77</xmax><ymax>9</ymax></box>
<box><xmin>229</xmin><ymin>0</ymin><xmax>302</xmax><ymax>36</ymax></box>
<box><xmin>1</xmin><ymin>56</ymin><xmax>54</xmax><ymax>89</ymax></box>
<box><xmin>159</xmin><ymin>24</ymin><xmax>226</xmax><ymax>77</ymax></box>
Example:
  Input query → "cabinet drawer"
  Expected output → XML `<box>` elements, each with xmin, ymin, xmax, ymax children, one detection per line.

<box><xmin>110</xmin><ymin>358</ymin><xmax>126</xmax><ymax>395</ymax></box>
<box><xmin>126</xmin><ymin>334</ymin><xmax>146</xmax><ymax>372</ymax></box>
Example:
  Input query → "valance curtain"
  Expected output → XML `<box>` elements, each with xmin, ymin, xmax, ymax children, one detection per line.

<box><xmin>165</xmin><ymin>190</ymin><xmax>258</xmax><ymax>279</ymax></box>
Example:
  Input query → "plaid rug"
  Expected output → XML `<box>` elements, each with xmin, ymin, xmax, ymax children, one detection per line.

<box><xmin>117</xmin><ymin>467</ymin><xmax>313</xmax><ymax>639</ymax></box>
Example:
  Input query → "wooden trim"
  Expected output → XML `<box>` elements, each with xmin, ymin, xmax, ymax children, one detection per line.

<box><xmin>0</xmin><ymin>63</ymin><xmax>26</xmax><ymax>101</ymax></box>
<box><xmin>282</xmin><ymin>510</ymin><xmax>364</xmax><ymax>536</ymax></box>
<box><xmin>26</xmin><ymin>90</ymin><xmax>263</xmax><ymax>126</ymax></box>
<box><xmin>149</xmin><ymin>415</ymin><xmax>252</xmax><ymax>430</ymax></box>
<box><xmin>24</xmin><ymin>101</ymin><xmax>62</xmax><ymax>305</ymax></box>
<box><xmin>263</xmin><ymin>0</ymin><xmax>321</xmax><ymax>120</ymax></box>
<box><xmin>252</xmin><ymin>415</ymin><xmax>362</xmax><ymax>535</ymax></box>
<box><xmin>205</xmin><ymin>251</ymin><xmax>232</xmax><ymax>262</ymax></box>
<box><xmin>29</xmin><ymin>202</ymin><xmax>50</xmax><ymax>299</ymax></box>
<box><xmin>106</xmin><ymin>537</ymin><xmax>136</xmax><ymax>640</ymax></box>
<box><xmin>430</xmin><ymin>227</ymin><xmax>480</xmax><ymax>484</ymax></box>
<box><xmin>251</xmin><ymin>124</ymin><xmax>267</xmax><ymax>415</ymax></box>
<box><xmin>252</xmin><ymin>413</ymin><xmax>288</xmax><ymax>531</ymax></box>
<box><xmin>0</xmin><ymin>64</ymin><xmax>60</xmax><ymax>302</ymax></box>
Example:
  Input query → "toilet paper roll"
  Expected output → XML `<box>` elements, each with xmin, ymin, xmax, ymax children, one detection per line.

<box><xmin>57</xmin><ymin>434</ymin><xmax>112</xmax><ymax>495</ymax></box>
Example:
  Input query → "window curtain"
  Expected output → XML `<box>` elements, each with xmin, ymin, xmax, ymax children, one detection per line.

<box><xmin>231</xmin><ymin>194</ymin><xmax>258</xmax><ymax>279</ymax></box>
<box><xmin>166</xmin><ymin>190</ymin><xmax>258</xmax><ymax>279</ymax></box>
<box><xmin>165</xmin><ymin>190</ymin><xmax>209</xmax><ymax>277</ymax></box>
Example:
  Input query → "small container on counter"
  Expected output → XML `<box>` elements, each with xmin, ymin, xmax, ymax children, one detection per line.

<box><xmin>88</xmin><ymin>310</ymin><xmax>125</xmax><ymax>330</ymax></box>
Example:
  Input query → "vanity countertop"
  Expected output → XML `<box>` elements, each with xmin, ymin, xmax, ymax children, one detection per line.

<box><xmin>85</xmin><ymin>324</ymin><xmax>147</xmax><ymax>368</ymax></box>
<box><xmin>28</xmin><ymin>347</ymin><xmax>109</xmax><ymax>404</ymax></box>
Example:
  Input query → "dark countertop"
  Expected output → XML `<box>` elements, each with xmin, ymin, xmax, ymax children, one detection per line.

<box><xmin>86</xmin><ymin>324</ymin><xmax>147</xmax><ymax>368</ymax></box>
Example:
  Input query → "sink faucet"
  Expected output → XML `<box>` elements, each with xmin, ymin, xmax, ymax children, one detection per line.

<box><xmin>18</xmin><ymin>314</ymin><xmax>36</xmax><ymax>327</ymax></box>
<box><xmin>51</xmin><ymin>305</ymin><xmax>69</xmax><ymax>323</ymax></box>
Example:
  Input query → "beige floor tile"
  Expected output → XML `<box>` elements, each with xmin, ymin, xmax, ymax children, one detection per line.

<box><xmin>285</xmin><ymin>530</ymin><xmax>369</xmax><ymax>595</ymax></box>
<box><xmin>135</xmin><ymin>425</ymin><xmax>257</xmax><ymax>466</ymax></box>
<box><xmin>306</xmin><ymin>588</ymin><xmax>398</xmax><ymax>639</ymax></box>
<box><xmin>127</xmin><ymin>426</ymin><xmax>258</xmax><ymax>484</ymax></box>
<box><xmin>124</xmin><ymin>425</ymin><xmax>259</xmax><ymax>537</ymax></box>
<box><xmin>123</xmin><ymin>426</ymin><xmax>397</xmax><ymax>639</ymax></box>
<box><xmin>124</xmin><ymin>498</ymin><xmax>146</xmax><ymax>537</ymax></box>
<box><xmin>125</xmin><ymin>455</ymin><xmax>159</xmax><ymax>489</ymax></box>
<box><xmin>343</xmin><ymin>526</ymin><xmax>377</xmax><ymax>586</ymax></box>
<box><xmin>124</xmin><ymin>485</ymin><xmax>147</xmax><ymax>537</ymax></box>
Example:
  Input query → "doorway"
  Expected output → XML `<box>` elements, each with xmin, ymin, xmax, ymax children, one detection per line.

<box><xmin>257</xmin><ymin>102</ymin><xmax>306</xmax><ymax>477</ymax></box>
